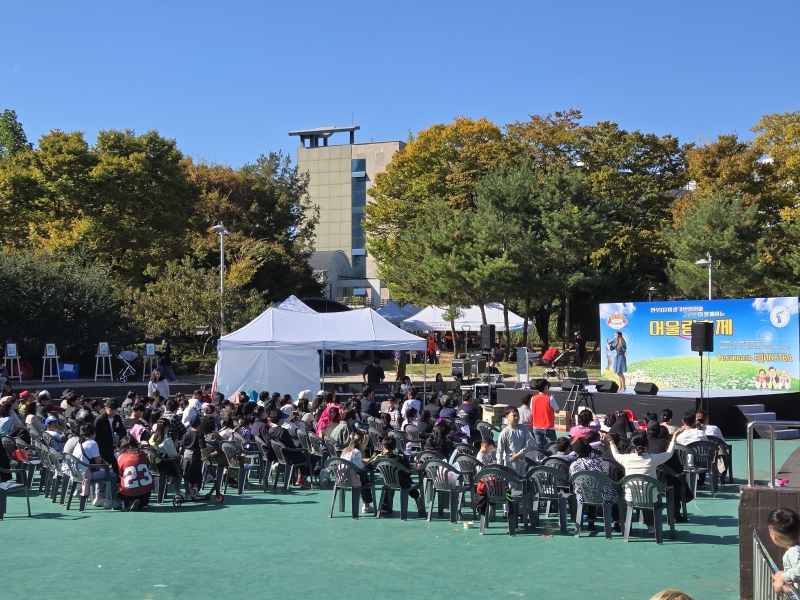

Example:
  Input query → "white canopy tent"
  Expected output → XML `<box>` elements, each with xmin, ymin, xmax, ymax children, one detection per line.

<box><xmin>214</xmin><ymin>304</ymin><xmax>427</xmax><ymax>398</ymax></box>
<box><xmin>376</xmin><ymin>301</ymin><xmax>410</xmax><ymax>325</ymax></box>
<box><xmin>401</xmin><ymin>303</ymin><xmax>529</xmax><ymax>332</ymax></box>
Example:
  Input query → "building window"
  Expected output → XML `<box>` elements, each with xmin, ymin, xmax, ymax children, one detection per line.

<box><xmin>351</xmin><ymin>157</ymin><xmax>367</xmax><ymax>257</ymax></box>
<box><xmin>351</xmin><ymin>253</ymin><xmax>366</xmax><ymax>278</ymax></box>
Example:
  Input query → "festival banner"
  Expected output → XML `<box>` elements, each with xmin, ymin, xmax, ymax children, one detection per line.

<box><xmin>598</xmin><ymin>297</ymin><xmax>800</xmax><ymax>391</ymax></box>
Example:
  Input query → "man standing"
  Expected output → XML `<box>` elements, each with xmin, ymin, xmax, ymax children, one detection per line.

<box><xmin>574</xmin><ymin>331</ymin><xmax>587</xmax><ymax>368</ymax></box>
<box><xmin>531</xmin><ymin>379</ymin><xmax>560</xmax><ymax>448</ymax></box>
<box><xmin>155</xmin><ymin>339</ymin><xmax>178</xmax><ymax>382</ymax></box>
<box><xmin>94</xmin><ymin>398</ymin><xmax>126</xmax><ymax>475</ymax></box>
<box><xmin>362</xmin><ymin>357</ymin><xmax>385</xmax><ymax>386</ymax></box>
<box><xmin>393</xmin><ymin>350</ymin><xmax>406</xmax><ymax>381</ymax></box>
<box><xmin>517</xmin><ymin>393</ymin><xmax>533</xmax><ymax>433</ymax></box>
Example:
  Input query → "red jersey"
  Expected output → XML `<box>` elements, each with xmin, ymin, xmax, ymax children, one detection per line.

<box><xmin>118</xmin><ymin>451</ymin><xmax>154</xmax><ymax>497</ymax></box>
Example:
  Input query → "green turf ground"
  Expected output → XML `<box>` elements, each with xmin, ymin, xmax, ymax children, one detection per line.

<box><xmin>1</xmin><ymin>438</ymin><xmax>797</xmax><ymax>600</ymax></box>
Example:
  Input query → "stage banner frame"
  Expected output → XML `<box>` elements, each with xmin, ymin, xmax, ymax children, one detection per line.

<box><xmin>599</xmin><ymin>297</ymin><xmax>800</xmax><ymax>392</ymax></box>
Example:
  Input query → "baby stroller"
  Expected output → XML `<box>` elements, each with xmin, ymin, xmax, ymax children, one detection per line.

<box><xmin>116</xmin><ymin>350</ymin><xmax>138</xmax><ymax>382</ymax></box>
<box><xmin>541</xmin><ymin>346</ymin><xmax>569</xmax><ymax>381</ymax></box>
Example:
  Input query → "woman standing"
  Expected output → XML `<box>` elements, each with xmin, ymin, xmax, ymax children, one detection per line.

<box><xmin>148</xmin><ymin>369</ymin><xmax>170</xmax><ymax>401</ymax></box>
<box><xmin>607</xmin><ymin>331</ymin><xmax>628</xmax><ymax>392</ymax></box>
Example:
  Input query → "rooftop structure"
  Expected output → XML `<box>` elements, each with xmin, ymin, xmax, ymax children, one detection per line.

<box><xmin>289</xmin><ymin>125</ymin><xmax>360</xmax><ymax>147</ymax></box>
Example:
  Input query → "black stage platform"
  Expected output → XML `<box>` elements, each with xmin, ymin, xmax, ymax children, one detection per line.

<box><xmin>495</xmin><ymin>387</ymin><xmax>800</xmax><ymax>438</ymax></box>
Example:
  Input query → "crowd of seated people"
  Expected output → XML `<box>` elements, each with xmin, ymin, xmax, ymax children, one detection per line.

<box><xmin>0</xmin><ymin>378</ymin><xmax>730</xmax><ymax>540</ymax></box>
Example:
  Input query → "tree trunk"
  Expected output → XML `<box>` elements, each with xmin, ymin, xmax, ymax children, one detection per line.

<box><xmin>478</xmin><ymin>302</ymin><xmax>487</xmax><ymax>325</ymax></box>
<box><xmin>502</xmin><ymin>300</ymin><xmax>511</xmax><ymax>362</ymax></box>
<box><xmin>532</xmin><ymin>307</ymin><xmax>551</xmax><ymax>353</ymax></box>
<box><xmin>563</xmin><ymin>290</ymin><xmax>570</xmax><ymax>351</ymax></box>
<box><xmin>521</xmin><ymin>294</ymin><xmax>531</xmax><ymax>351</ymax></box>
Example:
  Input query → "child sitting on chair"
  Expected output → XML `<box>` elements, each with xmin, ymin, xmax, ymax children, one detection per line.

<box><xmin>476</xmin><ymin>437</ymin><xmax>495</xmax><ymax>465</ymax></box>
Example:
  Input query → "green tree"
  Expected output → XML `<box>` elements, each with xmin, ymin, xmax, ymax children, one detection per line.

<box><xmin>0</xmin><ymin>109</ymin><xmax>32</xmax><ymax>160</ymax></box>
<box><xmin>580</xmin><ymin>121</ymin><xmax>690</xmax><ymax>302</ymax></box>
<box><xmin>364</xmin><ymin>117</ymin><xmax>507</xmax><ymax>285</ymax></box>
<box><xmin>415</xmin><ymin>198</ymin><xmax>513</xmax><ymax>324</ymax></box>
<box><xmin>664</xmin><ymin>194</ymin><xmax>764</xmax><ymax>299</ymax></box>
<box><xmin>0</xmin><ymin>249</ymin><xmax>125</xmax><ymax>363</ymax></box>
<box><xmin>476</xmin><ymin>161</ymin><xmax>604</xmax><ymax>351</ymax></box>
<box><xmin>187</xmin><ymin>152</ymin><xmax>321</xmax><ymax>301</ymax></box>
<box><xmin>124</xmin><ymin>254</ymin><xmax>266</xmax><ymax>353</ymax></box>
<box><xmin>0</xmin><ymin>129</ymin><xmax>200</xmax><ymax>284</ymax></box>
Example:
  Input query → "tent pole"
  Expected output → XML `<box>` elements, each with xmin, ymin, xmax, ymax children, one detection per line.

<box><xmin>423</xmin><ymin>354</ymin><xmax>427</xmax><ymax>394</ymax></box>
<box><xmin>321</xmin><ymin>350</ymin><xmax>325</xmax><ymax>390</ymax></box>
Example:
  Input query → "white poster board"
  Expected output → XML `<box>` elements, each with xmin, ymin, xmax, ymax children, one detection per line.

<box><xmin>516</xmin><ymin>347</ymin><xmax>529</xmax><ymax>383</ymax></box>
<box><xmin>45</xmin><ymin>344</ymin><xmax>57</xmax><ymax>356</ymax></box>
<box><xmin>145</xmin><ymin>343</ymin><xmax>156</xmax><ymax>357</ymax></box>
<box><xmin>97</xmin><ymin>342</ymin><xmax>110</xmax><ymax>356</ymax></box>
<box><xmin>5</xmin><ymin>344</ymin><xmax>17</xmax><ymax>358</ymax></box>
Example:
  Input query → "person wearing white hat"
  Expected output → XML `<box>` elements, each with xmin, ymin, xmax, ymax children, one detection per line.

<box><xmin>295</xmin><ymin>390</ymin><xmax>311</xmax><ymax>406</ymax></box>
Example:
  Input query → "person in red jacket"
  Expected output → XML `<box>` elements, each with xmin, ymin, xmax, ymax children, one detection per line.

<box><xmin>117</xmin><ymin>436</ymin><xmax>154</xmax><ymax>511</ymax></box>
<box><xmin>531</xmin><ymin>379</ymin><xmax>560</xmax><ymax>449</ymax></box>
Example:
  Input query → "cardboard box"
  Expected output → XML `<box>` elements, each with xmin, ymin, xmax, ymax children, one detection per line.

<box><xmin>554</xmin><ymin>410</ymin><xmax>569</xmax><ymax>433</ymax></box>
<box><xmin>481</xmin><ymin>404</ymin><xmax>508</xmax><ymax>426</ymax></box>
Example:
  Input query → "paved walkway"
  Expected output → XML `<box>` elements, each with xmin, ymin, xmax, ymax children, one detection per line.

<box><xmin>2</xmin><ymin>438</ymin><xmax>796</xmax><ymax>599</ymax></box>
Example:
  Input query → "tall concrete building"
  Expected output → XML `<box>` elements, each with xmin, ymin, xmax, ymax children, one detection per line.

<box><xmin>290</xmin><ymin>126</ymin><xmax>405</xmax><ymax>306</ymax></box>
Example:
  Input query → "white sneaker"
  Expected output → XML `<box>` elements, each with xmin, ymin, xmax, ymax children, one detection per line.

<box><xmin>93</xmin><ymin>496</ymin><xmax>107</xmax><ymax>507</ymax></box>
<box><xmin>362</xmin><ymin>504</ymin><xmax>375</xmax><ymax>514</ymax></box>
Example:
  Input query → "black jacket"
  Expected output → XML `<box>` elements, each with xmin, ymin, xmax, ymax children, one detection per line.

<box><xmin>94</xmin><ymin>412</ymin><xmax>126</xmax><ymax>473</ymax></box>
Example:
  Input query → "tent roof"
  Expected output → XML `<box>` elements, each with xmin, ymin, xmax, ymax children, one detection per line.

<box><xmin>275</xmin><ymin>295</ymin><xmax>317</xmax><ymax>313</ymax></box>
<box><xmin>219</xmin><ymin>305</ymin><xmax>426</xmax><ymax>351</ymax></box>
<box><xmin>376</xmin><ymin>301</ymin><xmax>409</xmax><ymax>324</ymax></box>
<box><xmin>401</xmin><ymin>303</ymin><xmax>528</xmax><ymax>332</ymax></box>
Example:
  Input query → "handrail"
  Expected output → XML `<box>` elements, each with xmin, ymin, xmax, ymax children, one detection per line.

<box><xmin>747</xmin><ymin>420</ymin><xmax>800</xmax><ymax>486</ymax></box>
<box><xmin>753</xmin><ymin>530</ymin><xmax>800</xmax><ymax>600</ymax></box>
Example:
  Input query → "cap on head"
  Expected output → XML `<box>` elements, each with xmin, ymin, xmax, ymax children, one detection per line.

<box><xmin>572</xmin><ymin>437</ymin><xmax>591</xmax><ymax>457</ymax></box>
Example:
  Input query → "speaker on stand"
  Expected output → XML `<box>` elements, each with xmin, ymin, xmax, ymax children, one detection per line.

<box><xmin>480</xmin><ymin>324</ymin><xmax>496</xmax><ymax>352</ymax></box>
<box><xmin>691</xmin><ymin>321</ymin><xmax>714</xmax><ymax>411</ymax></box>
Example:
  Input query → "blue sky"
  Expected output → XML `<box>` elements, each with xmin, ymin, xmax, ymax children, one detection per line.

<box><xmin>2</xmin><ymin>1</ymin><xmax>798</xmax><ymax>167</ymax></box>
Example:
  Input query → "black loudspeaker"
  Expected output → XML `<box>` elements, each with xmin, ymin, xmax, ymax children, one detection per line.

<box><xmin>634</xmin><ymin>382</ymin><xmax>659</xmax><ymax>395</ymax></box>
<box><xmin>595</xmin><ymin>380</ymin><xmax>619</xmax><ymax>393</ymax></box>
<box><xmin>481</xmin><ymin>324</ymin><xmax>496</xmax><ymax>350</ymax></box>
<box><xmin>691</xmin><ymin>321</ymin><xmax>714</xmax><ymax>353</ymax></box>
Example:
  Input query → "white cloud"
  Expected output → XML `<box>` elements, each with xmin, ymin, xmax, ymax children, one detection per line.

<box><xmin>599</xmin><ymin>303</ymin><xmax>636</xmax><ymax>319</ymax></box>
<box><xmin>752</xmin><ymin>297</ymin><xmax>799</xmax><ymax>315</ymax></box>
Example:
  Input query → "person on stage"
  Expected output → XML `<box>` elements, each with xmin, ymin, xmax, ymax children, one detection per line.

<box><xmin>606</xmin><ymin>331</ymin><xmax>628</xmax><ymax>392</ymax></box>
<box><xmin>573</xmin><ymin>331</ymin><xmax>587</xmax><ymax>367</ymax></box>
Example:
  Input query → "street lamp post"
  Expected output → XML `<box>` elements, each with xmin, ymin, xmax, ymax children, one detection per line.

<box><xmin>695</xmin><ymin>252</ymin><xmax>713</xmax><ymax>300</ymax></box>
<box><xmin>648</xmin><ymin>286</ymin><xmax>656</xmax><ymax>302</ymax></box>
<box><xmin>212</xmin><ymin>223</ymin><xmax>232</xmax><ymax>333</ymax></box>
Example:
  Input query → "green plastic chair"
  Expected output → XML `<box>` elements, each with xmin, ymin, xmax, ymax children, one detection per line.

<box><xmin>325</xmin><ymin>457</ymin><xmax>366</xmax><ymax>519</ymax></box>
<box><xmin>620</xmin><ymin>474</ymin><xmax>675</xmax><ymax>544</ymax></box>
<box><xmin>569</xmin><ymin>471</ymin><xmax>621</xmax><ymax>539</ymax></box>
<box><xmin>657</xmin><ymin>463</ymin><xmax>686</xmax><ymax>522</ymax></box>
<box><xmin>0</xmin><ymin>464</ymin><xmax>31</xmax><ymax>519</ymax></box>
<box><xmin>423</xmin><ymin>460</ymin><xmax>466</xmax><ymax>523</ymax></box>
<box><xmin>371</xmin><ymin>458</ymin><xmax>419</xmax><ymax>520</ymax></box>
<box><xmin>528</xmin><ymin>465</ymin><xmax>570</xmax><ymax>534</ymax></box>
<box><xmin>688</xmin><ymin>440</ymin><xmax>721</xmax><ymax>496</ymax></box>
<box><xmin>476</xmin><ymin>465</ymin><xmax>524</xmax><ymax>536</ymax></box>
